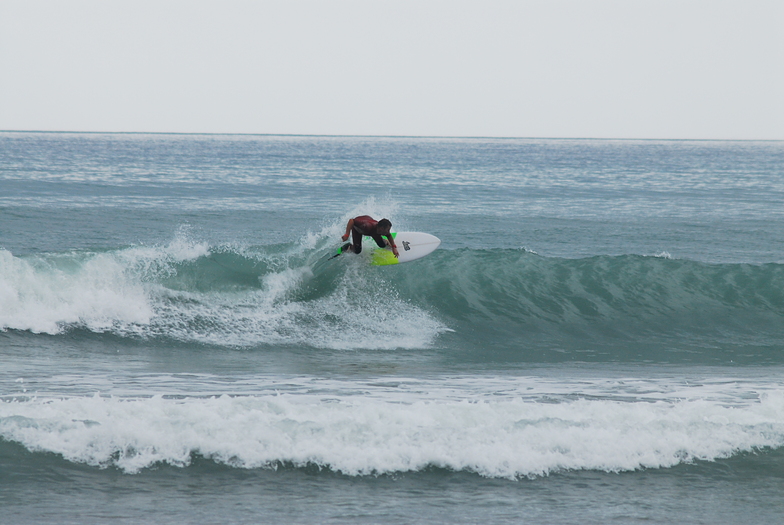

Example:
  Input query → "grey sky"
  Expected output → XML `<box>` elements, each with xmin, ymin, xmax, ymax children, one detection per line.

<box><xmin>1</xmin><ymin>0</ymin><xmax>782</xmax><ymax>139</ymax></box>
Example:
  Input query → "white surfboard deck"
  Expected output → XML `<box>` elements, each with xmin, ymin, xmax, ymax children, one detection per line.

<box><xmin>368</xmin><ymin>231</ymin><xmax>441</xmax><ymax>266</ymax></box>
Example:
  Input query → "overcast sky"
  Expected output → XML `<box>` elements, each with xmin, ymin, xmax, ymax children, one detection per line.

<box><xmin>1</xmin><ymin>0</ymin><xmax>782</xmax><ymax>139</ymax></box>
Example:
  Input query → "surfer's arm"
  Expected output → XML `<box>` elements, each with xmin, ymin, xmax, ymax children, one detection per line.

<box><xmin>385</xmin><ymin>234</ymin><xmax>399</xmax><ymax>257</ymax></box>
<box><xmin>341</xmin><ymin>219</ymin><xmax>354</xmax><ymax>242</ymax></box>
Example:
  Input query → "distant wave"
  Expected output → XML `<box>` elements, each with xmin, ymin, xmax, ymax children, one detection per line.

<box><xmin>2</xmin><ymin>242</ymin><xmax>783</xmax><ymax>361</ymax></box>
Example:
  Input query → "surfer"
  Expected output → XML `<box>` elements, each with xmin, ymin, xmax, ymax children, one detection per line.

<box><xmin>341</xmin><ymin>215</ymin><xmax>399</xmax><ymax>258</ymax></box>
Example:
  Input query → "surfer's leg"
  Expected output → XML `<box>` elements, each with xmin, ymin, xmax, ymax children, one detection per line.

<box><xmin>351</xmin><ymin>230</ymin><xmax>363</xmax><ymax>254</ymax></box>
<box><xmin>371</xmin><ymin>234</ymin><xmax>387</xmax><ymax>248</ymax></box>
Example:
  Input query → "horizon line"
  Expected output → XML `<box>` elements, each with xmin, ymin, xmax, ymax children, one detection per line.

<box><xmin>1</xmin><ymin>129</ymin><xmax>781</xmax><ymax>143</ymax></box>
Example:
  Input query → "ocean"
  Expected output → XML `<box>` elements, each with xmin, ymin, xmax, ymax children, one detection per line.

<box><xmin>1</xmin><ymin>132</ymin><xmax>783</xmax><ymax>524</ymax></box>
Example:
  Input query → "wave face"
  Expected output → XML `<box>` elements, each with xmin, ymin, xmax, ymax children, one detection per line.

<box><xmin>399</xmin><ymin>249</ymin><xmax>784</xmax><ymax>363</ymax></box>
<box><xmin>2</xmin><ymin>238</ymin><xmax>783</xmax><ymax>363</ymax></box>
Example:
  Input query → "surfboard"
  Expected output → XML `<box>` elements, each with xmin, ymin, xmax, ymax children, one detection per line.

<box><xmin>337</xmin><ymin>232</ymin><xmax>441</xmax><ymax>266</ymax></box>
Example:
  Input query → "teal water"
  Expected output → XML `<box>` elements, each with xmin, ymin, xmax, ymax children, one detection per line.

<box><xmin>2</xmin><ymin>132</ymin><xmax>784</xmax><ymax>523</ymax></box>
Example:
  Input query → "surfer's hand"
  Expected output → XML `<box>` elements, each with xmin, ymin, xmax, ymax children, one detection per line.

<box><xmin>392</xmin><ymin>247</ymin><xmax>399</xmax><ymax>258</ymax></box>
<box><xmin>341</xmin><ymin>234</ymin><xmax>349</xmax><ymax>241</ymax></box>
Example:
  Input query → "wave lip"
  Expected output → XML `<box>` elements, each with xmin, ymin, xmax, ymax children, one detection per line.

<box><xmin>2</xmin><ymin>389</ymin><xmax>783</xmax><ymax>478</ymax></box>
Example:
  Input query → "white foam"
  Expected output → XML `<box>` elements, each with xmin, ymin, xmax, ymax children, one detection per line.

<box><xmin>144</xmin><ymin>264</ymin><xmax>447</xmax><ymax>350</ymax></box>
<box><xmin>2</xmin><ymin>388</ymin><xmax>783</xmax><ymax>477</ymax></box>
<box><xmin>0</xmin><ymin>248</ymin><xmax>153</xmax><ymax>334</ymax></box>
<box><xmin>0</xmin><ymin>231</ymin><xmax>210</xmax><ymax>335</ymax></box>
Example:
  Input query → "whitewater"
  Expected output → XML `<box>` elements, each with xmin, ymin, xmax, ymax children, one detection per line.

<box><xmin>2</xmin><ymin>132</ymin><xmax>784</xmax><ymax>524</ymax></box>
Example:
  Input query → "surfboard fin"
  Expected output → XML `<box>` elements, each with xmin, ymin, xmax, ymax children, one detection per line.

<box><xmin>329</xmin><ymin>243</ymin><xmax>352</xmax><ymax>259</ymax></box>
